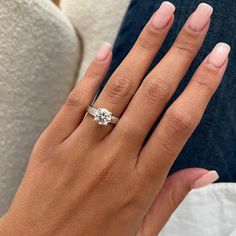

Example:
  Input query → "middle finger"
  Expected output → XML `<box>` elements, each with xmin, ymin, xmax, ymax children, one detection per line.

<box><xmin>114</xmin><ymin>3</ymin><xmax>213</xmax><ymax>148</ymax></box>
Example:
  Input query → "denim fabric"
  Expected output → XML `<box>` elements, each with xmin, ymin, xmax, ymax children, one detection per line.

<box><xmin>99</xmin><ymin>0</ymin><xmax>236</xmax><ymax>182</ymax></box>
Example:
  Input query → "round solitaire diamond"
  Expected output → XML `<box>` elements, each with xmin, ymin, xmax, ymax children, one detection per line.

<box><xmin>94</xmin><ymin>108</ymin><xmax>112</xmax><ymax>126</ymax></box>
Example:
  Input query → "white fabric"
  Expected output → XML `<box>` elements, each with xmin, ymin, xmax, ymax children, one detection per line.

<box><xmin>160</xmin><ymin>183</ymin><xmax>236</xmax><ymax>235</ymax></box>
<box><xmin>60</xmin><ymin>0</ymin><xmax>130</xmax><ymax>80</ymax></box>
<box><xmin>0</xmin><ymin>0</ymin><xmax>79</xmax><ymax>216</ymax></box>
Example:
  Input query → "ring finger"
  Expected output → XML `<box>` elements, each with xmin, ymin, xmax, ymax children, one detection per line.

<box><xmin>77</xmin><ymin>1</ymin><xmax>175</xmax><ymax>140</ymax></box>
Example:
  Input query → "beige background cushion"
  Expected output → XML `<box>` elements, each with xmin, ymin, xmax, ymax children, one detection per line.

<box><xmin>60</xmin><ymin>0</ymin><xmax>130</xmax><ymax>80</ymax></box>
<box><xmin>0</xmin><ymin>0</ymin><xmax>79</xmax><ymax>216</ymax></box>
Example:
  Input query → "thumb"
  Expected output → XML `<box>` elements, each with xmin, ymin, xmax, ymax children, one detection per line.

<box><xmin>137</xmin><ymin>168</ymin><xmax>219</xmax><ymax>236</ymax></box>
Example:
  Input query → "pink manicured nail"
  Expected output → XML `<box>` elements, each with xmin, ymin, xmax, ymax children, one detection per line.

<box><xmin>188</xmin><ymin>3</ymin><xmax>213</xmax><ymax>31</ymax></box>
<box><xmin>96</xmin><ymin>42</ymin><xmax>112</xmax><ymax>61</ymax></box>
<box><xmin>208</xmin><ymin>43</ymin><xmax>231</xmax><ymax>67</ymax></box>
<box><xmin>192</xmin><ymin>170</ymin><xmax>219</xmax><ymax>189</ymax></box>
<box><xmin>151</xmin><ymin>1</ymin><xmax>175</xmax><ymax>30</ymax></box>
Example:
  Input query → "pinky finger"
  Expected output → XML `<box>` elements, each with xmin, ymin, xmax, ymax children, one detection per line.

<box><xmin>138</xmin><ymin>43</ymin><xmax>230</xmax><ymax>178</ymax></box>
<box><xmin>42</xmin><ymin>42</ymin><xmax>112</xmax><ymax>144</ymax></box>
<box><xmin>137</xmin><ymin>168</ymin><xmax>219</xmax><ymax>236</ymax></box>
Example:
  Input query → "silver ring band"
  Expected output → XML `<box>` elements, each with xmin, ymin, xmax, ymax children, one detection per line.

<box><xmin>87</xmin><ymin>106</ymin><xmax>119</xmax><ymax>126</ymax></box>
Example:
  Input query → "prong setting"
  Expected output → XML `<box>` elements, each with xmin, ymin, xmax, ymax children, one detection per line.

<box><xmin>94</xmin><ymin>108</ymin><xmax>112</xmax><ymax>126</ymax></box>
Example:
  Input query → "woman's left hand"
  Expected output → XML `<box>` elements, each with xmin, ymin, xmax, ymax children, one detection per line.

<box><xmin>0</xmin><ymin>2</ymin><xmax>229</xmax><ymax>235</ymax></box>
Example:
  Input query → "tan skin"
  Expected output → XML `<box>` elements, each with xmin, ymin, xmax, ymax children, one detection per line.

<box><xmin>52</xmin><ymin>0</ymin><xmax>60</xmax><ymax>6</ymax></box>
<box><xmin>0</xmin><ymin>4</ymin><xmax>228</xmax><ymax>236</ymax></box>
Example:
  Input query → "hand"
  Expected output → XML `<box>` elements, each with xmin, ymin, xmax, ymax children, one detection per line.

<box><xmin>0</xmin><ymin>2</ymin><xmax>229</xmax><ymax>236</ymax></box>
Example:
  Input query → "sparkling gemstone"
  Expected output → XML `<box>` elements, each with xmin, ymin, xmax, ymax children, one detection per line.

<box><xmin>94</xmin><ymin>108</ymin><xmax>112</xmax><ymax>126</ymax></box>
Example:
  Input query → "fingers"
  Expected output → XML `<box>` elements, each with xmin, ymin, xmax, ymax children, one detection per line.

<box><xmin>136</xmin><ymin>168</ymin><xmax>219</xmax><ymax>236</ymax></box>
<box><xmin>139</xmin><ymin>43</ymin><xmax>230</xmax><ymax>177</ymax></box>
<box><xmin>116</xmin><ymin>3</ymin><xmax>213</xmax><ymax>147</ymax></box>
<box><xmin>52</xmin><ymin>0</ymin><xmax>60</xmax><ymax>6</ymax></box>
<box><xmin>42</xmin><ymin>43</ymin><xmax>112</xmax><ymax>144</ymax></box>
<box><xmin>79</xmin><ymin>2</ymin><xmax>175</xmax><ymax>140</ymax></box>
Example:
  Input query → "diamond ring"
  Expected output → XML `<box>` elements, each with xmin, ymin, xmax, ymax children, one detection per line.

<box><xmin>87</xmin><ymin>106</ymin><xmax>119</xmax><ymax>126</ymax></box>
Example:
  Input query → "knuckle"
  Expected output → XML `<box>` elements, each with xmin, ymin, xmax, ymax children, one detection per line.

<box><xmin>173</xmin><ymin>35</ymin><xmax>197</xmax><ymax>57</ymax></box>
<box><xmin>105</xmin><ymin>71</ymin><xmax>133</xmax><ymax>102</ymax></box>
<box><xmin>137</xmin><ymin>35</ymin><xmax>156</xmax><ymax>51</ymax></box>
<box><xmin>174</xmin><ymin>41</ymin><xmax>196</xmax><ymax>57</ymax></box>
<box><xmin>158</xmin><ymin>138</ymin><xmax>176</xmax><ymax>156</ymax></box>
<box><xmin>84</xmin><ymin>67</ymin><xmax>101</xmax><ymax>79</ymax></box>
<box><xmin>168</xmin><ymin>188</ymin><xmax>187</xmax><ymax>212</ymax></box>
<box><xmin>32</xmin><ymin>142</ymin><xmax>59</xmax><ymax>166</ymax></box>
<box><xmin>194</xmin><ymin>66</ymin><xmax>220</xmax><ymax>92</ymax></box>
<box><xmin>142</xmin><ymin>77</ymin><xmax>171</xmax><ymax>103</ymax></box>
<box><xmin>166</xmin><ymin>107</ymin><xmax>196</xmax><ymax>135</ymax></box>
<box><xmin>66</xmin><ymin>89</ymin><xmax>86</xmax><ymax>108</ymax></box>
<box><xmin>194</xmin><ymin>73</ymin><xmax>215</xmax><ymax>92</ymax></box>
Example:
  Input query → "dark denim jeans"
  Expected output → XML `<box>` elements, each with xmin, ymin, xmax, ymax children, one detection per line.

<box><xmin>99</xmin><ymin>0</ymin><xmax>236</xmax><ymax>182</ymax></box>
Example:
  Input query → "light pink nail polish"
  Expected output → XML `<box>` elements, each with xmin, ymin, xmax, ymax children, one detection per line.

<box><xmin>188</xmin><ymin>3</ymin><xmax>213</xmax><ymax>32</ymax></box>
<box><xmin>208</xmin><ymin>43</ymin><xmax>231</xmax><ymax>67</ymax></box>
<box><xmin>151</xmin><ymin>1</ymin><xmax>175</xmax><ymax>30</ymax></box>
<box><xmin>192</xmin><ymin>170</ymin><xmax>219</xmax><ymax>189</ymax></box>
<box><xmin>96</xmin><ymin>42</ymin><xmax>112</xmax><ymax>61</ymax></box>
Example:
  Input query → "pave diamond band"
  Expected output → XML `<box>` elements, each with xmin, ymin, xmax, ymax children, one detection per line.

<box><xmin>87</xmin><ymin>106</ymin><xmax>119</xmax><ymax>126</ymax></box>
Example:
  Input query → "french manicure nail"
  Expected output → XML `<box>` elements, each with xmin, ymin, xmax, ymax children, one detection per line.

<box><xmin>208</xmin><ymin>43</ymin><xmax>231</xmax><ymax>67</ymax></box>
<box><xmin>151</xmin><ymin>1</ymin><xmax>175</xmax><ymax>30</ymax></box>
<box><xmin>192</xmin><ymin>170</ymin><xmax>219</xmax><ymax>189</ymax></box>
<box><xmin>96</xmin><ymin>42</ymin><xmax>112</xmax><ymax>61</ymax></box>
<box><xmin>188</xmin><ymin>3</ymin><xmax>213</xmax><ymax>32</ymax></box>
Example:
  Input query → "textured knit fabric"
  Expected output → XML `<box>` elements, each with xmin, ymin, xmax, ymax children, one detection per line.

<box><xmin>0</xmin><ymin>0</ymin><xmax>80</xmax><ymax>216</ymax></box>
<box><xmin>60</xmin><ymin>0</ymin><xmax>130</xmax><ymax>79</ymax></box>
<box><xmin>101</xmin><ymin>0</ymin><xmax>236</xmax><ymax>182</ymax></box>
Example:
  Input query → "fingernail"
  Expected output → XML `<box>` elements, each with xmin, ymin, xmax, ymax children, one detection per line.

<box><xmin>151</xmin><ymin>1</ymin><xmax>175</xmax><ymax>30</ymax></box>
<box><xmin>96</xmin><ymin>42</ymin><xmax>112</xmax><ymax>61</ymax></box>
<box><xmin>188</xmin><ymin>3</ymin><xmax>213</xmax><ymax>32</ymax></box>
<box><xmin>192</xmin><ymin>170</ymin><xmax>219</xmax><ymax>189</ymax></box>
<box><xmin>208</xmin><ymin>43</ymin><xmax>231</xmax><ymax>67</ymax></box>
